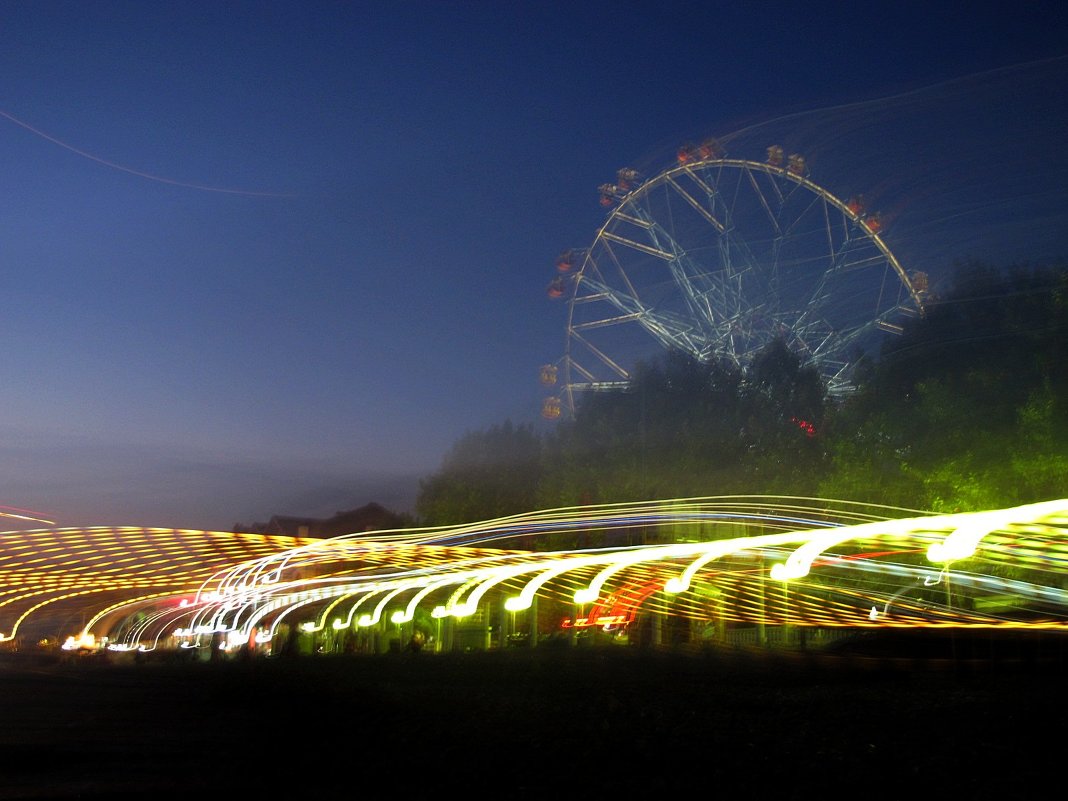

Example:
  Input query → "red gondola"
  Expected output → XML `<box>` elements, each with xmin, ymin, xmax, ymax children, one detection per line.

<box><xmin>698</xmin><ymin>138</ymin><xmax>723</xmax><ymax>159</ymax></box>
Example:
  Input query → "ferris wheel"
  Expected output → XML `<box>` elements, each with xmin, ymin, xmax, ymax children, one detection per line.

<box><xmin>540</xmin><ymin>139</ymin><xmax>928</xmax><ymax>420</ymax></box>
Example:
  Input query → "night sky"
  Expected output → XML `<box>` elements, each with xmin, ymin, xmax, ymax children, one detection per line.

<box><xmin>2</xmin><ymin>2</ymin><xmax>1066</xmax><ymax>531</ymax></box>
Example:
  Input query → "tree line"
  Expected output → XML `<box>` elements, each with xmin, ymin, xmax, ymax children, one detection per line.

<box><xmin>416</xmin><ymin>261</ymin><xmax>1068</xmax><ymax>527</ymax></box>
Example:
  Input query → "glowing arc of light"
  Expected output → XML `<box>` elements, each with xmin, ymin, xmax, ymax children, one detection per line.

<box><xmin>0</xmin><ymin>108</ymin><xmax>295</xmax><ymax>198</ymax></box>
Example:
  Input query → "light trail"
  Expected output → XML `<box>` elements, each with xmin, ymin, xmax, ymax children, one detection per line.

<box><xmin>0</xmin><ymin>504</ymin><xmax>55</xmax><ymax>525</ymax></box>
<box><xmin>1</xmin><ymin>108</ymin><xmax>295</xmax><ymax>197</ymax></box>
<box><xmin>0</xmin><ymin>496</ymin><xmax>1065</xmax><ymax>654</ymax></box>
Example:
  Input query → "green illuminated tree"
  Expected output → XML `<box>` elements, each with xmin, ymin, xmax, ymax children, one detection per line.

<box><xmin>737</xmin><ymin>337</ymin><xmax>828</xmax><ymax>494</ymax></box>
<box><xmin>820</xmin><ymin>261</ymin><xmax>1068</xmax><ymax>511</ymax></box>
<box><xmin>416</xmin><ymin>420</ymin><xmax>543</xmax><ymax>525</ymax></box>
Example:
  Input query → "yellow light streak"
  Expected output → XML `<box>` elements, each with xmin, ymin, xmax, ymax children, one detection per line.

<box><xmin>2</xmin><ymin>497</ymin><xmax>1067</xmax><ymax>650</ymax></box>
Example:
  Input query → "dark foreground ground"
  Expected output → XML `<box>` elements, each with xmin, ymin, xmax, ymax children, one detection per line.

<box><xmin>1</xmin><ymin>630</ymin><xmax>1065</xmax><ymax>799</ymax></box>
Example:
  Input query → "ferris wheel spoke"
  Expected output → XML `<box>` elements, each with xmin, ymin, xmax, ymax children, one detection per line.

<box><xmin>638</xmin><ymin>201</ymin><xmax>751</xmax><ymax>337</ymax></box>
<box><xmin>712</xmin><ymin>192</ymin><xmax>780</xmax><ymax>306</ymax></box>
<box><xmin>598</xmin><ymin>240</ymin><xmax>643</xmax><ymax>301</ymax></box>
<box><xmin>622</xmin><ymin>306</ymin><xmax>708</xmax><ymax>355</ymax></box>
<box><xmin>798</xmin><ymin>250</ymin><xmax>891</xmax><ymax>345</ymax></box>
<box><xmin>800</xmin><ymin>222</ymin><xmax>884</xmax><ymax>314</ymax></box>
<box><xmin>575</xmin><ymin>274</ymin><xmax>648</xmax><ymax>318</ymax></box>
<box><xmin>744</xmin><ymin>167</ymin><xmax>785</xmax><ymax>238</ymax></box>
<box><xmin>575</xmin><ymin>273</ymin><xmax>705</xmax><ymax>352</ymax></box>
<box><xmin>565</xmin><ymin>355</ymin><xmax>608</xmax><ymax>385</ymax></box>
<box><xmin>778</xmin><ymin>190</ymin><xmax>826</xmax><ymax>243</ymax></box>
<box><xmin>665</xmin><ymin>173</ymin><xmax>726</xmax><ymax>233</ymax></box>
<box><xmin>610</xmin><ymin>210</ymin><xmax>655</xmax><ymax>230</ymax></box>
<box><xmin>665</xmin><ymin>257</ymin><xmax>721</xmax><ymax>334</ymax></box>
<box><xmin>806</xmin><ymin>315</ymin><xmax>889</xmax><ymax>366</ymax></box>
<box><xmin>612</xmin><ymin>198</ymin><xmax>729</xmax><ymax>338</ymax></box>
<box><xmin>679</xmin><ymin>167</ymin><xmax>730</xmax><ymax>230</ymax></box>
<box><xmin>600</xmin><ymin>231</ymin><xmax>674</xmax><ymax>261</ymax></box>
<box><xmin>569</xmin><ymin>330</ymin><xmax>631</xmax><ymax>380</ymax></box>
<box><xmin>571</xmin><ymin>312</ymin><xmax>645</xmax><ymax>331</ymax></box>
<box><xmin>549</xmin><ymin>149</ymin><xmax>925</xmax><ymax>417</ymax></box>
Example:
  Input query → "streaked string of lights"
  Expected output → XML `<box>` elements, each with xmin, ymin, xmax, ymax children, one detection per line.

<box><xmin>0</xmin><ymin>504</ymin><xmax>55</xmax><ymax>526</ymax></box>
<box><xmin>1</xmin><ymin>496</ymin><xmax>1065</xmax><ymax>655</ymax></box>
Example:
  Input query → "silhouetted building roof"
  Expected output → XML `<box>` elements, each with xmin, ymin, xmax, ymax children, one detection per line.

<box><xmin>235</xmin><ymin>502</ymin><xmax>410</xmax><ymax>538</ymax></box>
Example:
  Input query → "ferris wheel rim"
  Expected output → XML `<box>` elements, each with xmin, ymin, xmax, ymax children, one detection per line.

<box><xmin>587</xmin><ymin>156</ymin><xmax>924</xmax><ymax>312</ymax></box>
<box><xmin>548</xmin><ymin>150</ymin><xmax>927</xmax><ymax>420</ymax></box>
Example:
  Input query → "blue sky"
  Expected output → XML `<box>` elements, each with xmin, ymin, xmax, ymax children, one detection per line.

<box><xmin>2</xmin><ymin>2</ymin><xmax>1066</xmax><ymax>530</ymax></box>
